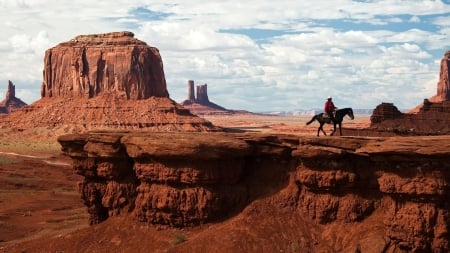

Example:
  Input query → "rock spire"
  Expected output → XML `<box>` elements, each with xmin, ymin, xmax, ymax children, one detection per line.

<box><xmin>431</xmin><ymin>50</ymin><xmax>450</xmax><ymax>102</ymax></box>
<box><xmin>0</xmin><ymin>80</ymin><xmax>27</xmax><ymax>114</ymax></box>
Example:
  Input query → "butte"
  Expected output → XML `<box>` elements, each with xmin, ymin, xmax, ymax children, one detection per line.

<box><xmin>0</xmin><ymin>31</ymin><xmax>218</xmax><ymax>135</ymax></box>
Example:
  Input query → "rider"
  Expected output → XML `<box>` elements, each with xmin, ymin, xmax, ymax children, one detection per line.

<box><xmin>324</xmin><ymin>96</ymin><xmax>337</xmax><ymax>122</ymax></box>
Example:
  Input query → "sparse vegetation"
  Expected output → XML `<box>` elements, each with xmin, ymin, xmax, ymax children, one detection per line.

<box><xmin>289</xmin><ymin>240</ymin><xmax>301</xmax><ymax>252</ymax></box>
<box><xmin>0</xmin><ymin>156</ymin><xmax>19</xmax><ymax>164</ymax></box>
<box><xmin>170</xmin><ymin>233</ymin><xmax>187</xmax><ymax>246</ymax></box>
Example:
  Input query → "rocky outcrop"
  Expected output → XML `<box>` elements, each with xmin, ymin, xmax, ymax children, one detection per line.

<box><xmin>41</xmin><ymin>31</ymin><xmax>168</xmax><ymax>100</ymax></box>
<box><xmin>370</xmin><ymin>51</ymin><xmax>450</xmax><ymax>134</ymax></box>
<box><xmin>431</xmin><ymin>50</ymin><xmax>450</xmax><ymax>102</ymax></box>
<box><xmin>370</xmin><ymin>100</ymin><xmax>450</xmax><ymax>134</ymax></box>
<box><xmin>1</xmin><ymin>32</ymin><xmax>217</xmax><ymax>132</ymax></box>
<box><xmin>0</xmin><ymin>80</ymin><xmax>27</xmax><ymax>114</ymax></box>
<box><xmin>186</xmin><ymin>80</ymin><xmax>195</xmax><ymax>101</ymax></box>
<box><xmin>195</xmin><ymin>84</ymin><xmax>209</xmax><ymax>104</ymax></box>
<box><xmin>59</xmin><ymin>132</ymin><xmax>450</xmax><ymax>252</ymax></box>
<box><xmin>370</xmin><ymin>102</ymin><xmax>403</xmax><ymax>124</ymax></box>
<box><xmin>181</xmin><ymin>80</ymin><xmax>240</xmax><ymax>115</ymax></box>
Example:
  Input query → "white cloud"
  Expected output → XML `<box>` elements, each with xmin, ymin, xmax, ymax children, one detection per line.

<box><xmin>1</xmin><ymin>0</ymin><xmax>450</xmax><ymax>111</ymax></box>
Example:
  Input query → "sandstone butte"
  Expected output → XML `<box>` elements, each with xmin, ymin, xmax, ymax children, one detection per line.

<box><xmin>0</xmin><ymin>31</ymin><xmax>217</xmax><ymax>133</ymax></box>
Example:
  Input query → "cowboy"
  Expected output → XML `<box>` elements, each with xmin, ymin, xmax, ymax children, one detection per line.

<box><xmin>324</xmin><ymin>96</ymin><xmax>337</xmax><ymax>122</ymax></box>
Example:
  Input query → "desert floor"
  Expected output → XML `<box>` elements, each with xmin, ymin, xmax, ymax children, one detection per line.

<box><xmin>0</xmin><ymin>114</ymin><xmax>370</xmax><ymax>252</ymax></box>
<box><xmin>202</xmin><ymin>114</ymin><xmax>371</xmax><ymax>135</ymax></box>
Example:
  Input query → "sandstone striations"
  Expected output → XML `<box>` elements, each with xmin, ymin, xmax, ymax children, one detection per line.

<box><xmin>41</xmin><ymin>31</ymin><xmax>168</xmax><ymax>99</ymax></box>
<box><xmin>1</xmin><ymin>32</ymin><xmax>217</xmax><ymax>132</ymax></box>
<box><xmin>0</xmin><ymin>80</ymin><xmax>27</xmax><ymax>114</ymax></box>
<box><xmin>59</xmin><ymin>132</ymin><xmax>450</xmax><ymax>252</ymax></box>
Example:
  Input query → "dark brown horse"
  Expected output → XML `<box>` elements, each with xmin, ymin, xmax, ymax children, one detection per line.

<box><xmin>306</xmin><ymin>108</ymin><xmax>355</xmax><ymax>136</ymax></box>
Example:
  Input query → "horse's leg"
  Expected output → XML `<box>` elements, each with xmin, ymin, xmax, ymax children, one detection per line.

<box><xmin>339</xmin><ymin>123</ymin><xmax>342</xmax><ymax>136</ymax></box>
<box><xmin>318</xmin><ymin>123</ymin><xmax>327</xmax><ymax>136</ymax></box>
<box><xmin>330</xmin><ymin>123</ymin><xmax>336</xmax><ymax>136</ymax></box>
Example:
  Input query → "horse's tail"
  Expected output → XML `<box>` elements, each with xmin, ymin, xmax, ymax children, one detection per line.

<box><xmin>306</xmin><ymin>115</ymin><xmax>316</xmax><ymax>125</ymax></box>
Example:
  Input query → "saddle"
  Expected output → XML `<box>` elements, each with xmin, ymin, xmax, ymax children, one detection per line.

<box><xmin>322</xmin><ymin>112</ymin><xmax>335</xmax><ymax>119</ymax></box>
<box><xmin>322</xmin><ymin>112</ymin><xmax>336</xmax><ymax>121</ymax></box>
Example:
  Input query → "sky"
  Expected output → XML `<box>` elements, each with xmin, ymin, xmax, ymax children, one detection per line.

<box><xmin>1</xmin><ymin>0</ymin><xmax>450</xmax><ymax>112</ymax></box>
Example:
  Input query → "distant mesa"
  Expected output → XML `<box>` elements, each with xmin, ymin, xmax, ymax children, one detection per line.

<box><xmin>0</xmin><ymin>80</ymin><xmax>27</xmax><ymax>115</ymax></box>
<box><xmin>181</xmin><ymin>80</ymin><xmax>252</xmax><ymax>115</ymax></box>
<box><xmin>370</xmin><ymin>50</ymin><xmax>450</xmax><ymax>134</ymax></box>
<box><xmin>1</xmin><ymin>31</ymin><xmax>218</xmax><ymax>133</ymax></box>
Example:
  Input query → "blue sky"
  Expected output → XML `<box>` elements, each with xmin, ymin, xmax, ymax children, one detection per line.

<box><xmin>1</xmin><ymin>1</ymin><xmax>450</xmax><ymax>112</ymax></box>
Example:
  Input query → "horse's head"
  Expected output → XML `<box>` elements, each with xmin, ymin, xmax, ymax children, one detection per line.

<box><xmin>347</xmin><ymin>108</ymin><xmax>355</xmax><ymax>120</ymax></box>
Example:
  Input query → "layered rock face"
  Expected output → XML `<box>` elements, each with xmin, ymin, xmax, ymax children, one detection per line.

<box><xmin>59</xmin><ymin>132</ymin><xmax>450</xmax><ymax>252</ymax></box>
<box><xmin>1</xmin><ymin>32</ymin><xmax>216</xmax><ymax>132</ymax></box>
<box><xmin>0</xmin><ymin>80</ymin><xmax>27</xmax><ymax>114</ymax></box>
<box><xmin>41</xmin><ymin>31</ymin><xmax>168</xmax><ymax>99</ymax></box>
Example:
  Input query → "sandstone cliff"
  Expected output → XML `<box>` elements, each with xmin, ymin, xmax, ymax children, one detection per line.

<box><xmin>59</xmin><ymin>132</ymin><xmax>450</xmax><ymax>252</ymax></box>
<box><xmin>41</xmin><ymin>31</ymin><xmax>168</xmax><ymax>99</ymax></box>
<box><xmin>1</xmin><ymin>32</ymin><xmax>217</xmax><ymax>132</ymax></box>
<box><xmin>0</xmin><ymin>80</ymin><xmax>27</xmax><ymax>114</ymax></box>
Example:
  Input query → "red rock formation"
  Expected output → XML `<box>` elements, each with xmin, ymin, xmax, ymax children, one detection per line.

<box><xmin>0</xmin><ymin>80</ymin><xmax>27</xmax><ymax>114</ymax></box>
<box><xmin>370</xmin><ymin>102</ymin><xmax>403</xmax><ymax>124</ymax></box>
<box><xmin>370</xmin><ymin>51</ymin><xmax>450</xmax><ymax>134</ymax></box>
<box><xmin>181</xmin><ymin>80</ymin><xmax>234</xmax><ymax>115</ymax></box>
<box><xmin>431</xmin><ymin>50</ymin><xmax>450</xmax><ymax>102</ymax></box>
<box><xmin>59</xmin><ymin>132</ymin><xmax>450</xmax><ymax>252</ymax></box>
<box><xmin>186</xmin><ymin>80</ymin><xmax>195</xmax><ymax>102</ymax></box>
<box><xmin>196</xmin><ymin>84</ymin><xmax>209</xmax><ymax>104</ymax></box>
<box><xmin>1</xmin><ymin>32</ymin><xmax>218</xmax><ymax>132</ymax></box>
<box><xmin>41</xmin><ymin>31</ymin><xmax>168</xmax><ymax>99</ymax></box>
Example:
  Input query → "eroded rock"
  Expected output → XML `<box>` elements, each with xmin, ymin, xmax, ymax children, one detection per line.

<box><xmin>0</xmin><ymin>80</ymin><xmax>27</xmax><ymax>114</ymax></box>
<box><xmin>58</xmin><ymin>133</ymin><xmax>450</xmax><ymax>252</ymax></box>
<box><xmin>1</xmin><ymin>32</ymin><xmax>217</xmax><ymax>133</ymax></box>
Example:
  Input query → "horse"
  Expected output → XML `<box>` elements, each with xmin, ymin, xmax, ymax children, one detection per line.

<box><xmin>306</xmin><ymin>108</ymin><xmax>355</xmax><ymax>136</ymax></box>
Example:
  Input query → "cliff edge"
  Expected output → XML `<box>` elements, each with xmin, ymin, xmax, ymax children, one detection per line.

<box><xmin>53</xmin><ymin>132</ymin><xmax>450</xmax><ymax>252</ymax></box>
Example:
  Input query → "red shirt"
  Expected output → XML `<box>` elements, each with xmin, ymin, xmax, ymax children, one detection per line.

<box><xmin>324</xmin><ymin>100</ymin><xmax>335</xmax><ymax>113</ymax></box>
